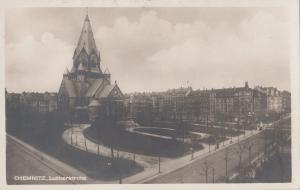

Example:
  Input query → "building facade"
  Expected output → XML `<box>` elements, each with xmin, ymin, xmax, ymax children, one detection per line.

<box><xmin>5</xmin><ymin>91</ymin><xmax>58</xmax><ymax>113</ymax></box>
<box><xmin>255</xmin><ymin>86</ymin><xmax>287</xmax><ymax>113</ymax></box>
<box><xmin>126</xmin><ymin>82</ymin><xmax>274</xmax><ymax>124</ymax></box>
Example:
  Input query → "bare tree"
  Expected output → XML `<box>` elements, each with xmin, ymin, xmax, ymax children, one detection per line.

<box><xmin>263</xmin><ymin>129</ymin><xmax>269</xmax><ymax>161</ymax></box>
<box><xmin>222</xmin><ymin>126</ymin><xmax>226</xmax><ymax>147</ymax></box>
<box><xmin>224</xmin><ymin>148</ymin><xmax>230</xmax><ymax>182</ymax></box>
<box><xmin>236</xmin><ymin>141</ymin><xmax>245</xmax><ymax>174</ymax></box>
<box><xmin>84</xmin><ymin>136</ymin><xmax>88</xmax><ymax>151</ymax></box>
<box><xmin>201</xmin><ymin>159</ymin><xmax>210</xmax><ymax>183</ymax></box>
<box><xmin>158</xmin><ymin>151</ymin><xmax>161</xmax><ymax>173</ymax></box>
<box><xmin>245</xmin><ymin>141</ymin><xmax>254</xmax><ymax>166</ymax></box>
<box><xmin>70</xmin><ymin>128</ymin><xmax>73</xmax><ymax>145</ymax></box>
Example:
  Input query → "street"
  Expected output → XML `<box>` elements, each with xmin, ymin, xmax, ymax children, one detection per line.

<box><xmin>144</xmin><ymin>130</ymin><xmax>265</xmax><ymax>183</ymax></box>
<box><xmin>6</xmin><ymin>137</ymin><xmax>70</xmax><ymax>184</ymax></box>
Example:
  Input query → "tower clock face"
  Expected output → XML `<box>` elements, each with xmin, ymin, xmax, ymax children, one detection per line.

<box><xmin>114</xmin><ymin>90</ymin><xmax>118</xmax><ymax>95</ymax></box>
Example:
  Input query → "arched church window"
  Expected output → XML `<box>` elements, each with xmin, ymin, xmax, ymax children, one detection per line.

<box><xmin>79</xmin><ymin>50</ymin><xmax>88</xmax><ymax>66</ymax></box>
<box><xmin>90</xmin><ymin>54</ymin><xmax>98</xmax><ymax>67</ymax></box>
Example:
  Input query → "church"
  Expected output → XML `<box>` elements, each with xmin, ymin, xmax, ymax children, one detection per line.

<box><xmin>58</xmin><ymin>13</ymin><xmax>124</xmax><ymax>123</ymax></box>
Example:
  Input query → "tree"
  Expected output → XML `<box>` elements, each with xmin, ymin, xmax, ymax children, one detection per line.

<box><xmin>236</xmin><ymin>141</ymin><xmax>246</xmax><ymax>175</ymax></box>
<box><xmin>224</xmin><ymin>148</ymin><xmax>230</xmax><ymax>182</ymax></box>
<box><xmin>263</xmin><ymin>129</ymin><xmax>269</xmax><ymax>160</ymax></box>
<box><xmin>158</xmin><ymin>152</ymin><xmax>161</xmax><ymax>173</ymax></box>
<box><xmin>201</xmin><ymin>159</ymin><xmax>210</xmax><ymax>183</ymax></box>
<box><xmin>211</xmin><ymin>167</ymin><xmax>215</xmax><ymax>183</ymax></box>
<box><xmin>245</xmin><ymin>142</ymin><xmax>254</xmax><ymax>166</ymax></box>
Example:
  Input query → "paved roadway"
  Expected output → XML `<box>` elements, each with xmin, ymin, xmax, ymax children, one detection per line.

<box><xmin>145</xmin><ymin>130</ymin><xmax>265</xmax><ymax>183</ymax></box>
<box><xmin>6</xmin><ymin>137</ymin><xmax>71</xmax><ymax>184</ymax></box>
<box><xmin>145</xmin><ymin>115</ymin><xmax>291</xmax><ymax>183</ymax></box>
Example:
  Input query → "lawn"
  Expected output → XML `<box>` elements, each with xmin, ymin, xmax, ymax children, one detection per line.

<box><xmin>84</xmin><ymin>124</ymin><xmax>204</xmax><ymax>158</ymax></box>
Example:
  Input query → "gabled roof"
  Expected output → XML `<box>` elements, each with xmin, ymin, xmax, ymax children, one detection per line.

<box><xmin>73</xmin><ymin>14</ymin><xmax>98</xmax><ymax>59</ymax></box>
<box><xmin>104</xmin><ymin>67</ymin><xmax>110</xmax><ymax>74</ymax></box>
<box><xmin>85</xmin><ymin>78</ymin><xmax>105</xmax><ymax>97</ymax></box>
<box><xmin>60</xmin><ymin>78</ymin><xmax>77</xmax><ymax>97</ymax></box>
<box><xmin>70</xmin><ymin>66</ymin><xmax>76</xmax><ymax>73</ymax></box>
<box><xmin>96</xmin><ymin>85</ymin><xmax>115</xmax><ymax>98</ymax></box>
<box><xmin>74</xmin><ymin>81</ymin><xmax>90</xmax><ymax>97</ymax></box>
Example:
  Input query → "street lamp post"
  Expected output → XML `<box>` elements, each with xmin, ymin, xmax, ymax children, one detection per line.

<box><xmin>215</xmin><ymin>137</ymin><xmax>218</xmax><ymax>151</ymax></box>
<box><xmin>190</xmin><ymin>147</ymin><xmax>194</xmax><ymax>160</ymax></box>
<box><xmin>223</xmin><ymin>126</ymin><xmax>225</xmax><ymax>147</ymax></box>
<box><xmin>202</xmin><ymin>159</ymin><xmax>209</xmax><ymax>183</ymax></box>
<box><xmin>71</xmin><ymin>130</ymin><xmax>73</xmax><ymax>145</ymax></box>
<box><xmin>76</xmin><ymin>135</ymin><xmax>78</xmax><ymax>146</ymax></box>
<box><xmin>158</xmin><ymin>153</ymin><xmax>161</xmax><ymax>173</ymax></box>
<box><xmin>224</xmin><ymin>149</ymin><xmax>230</xmax><ymax>182</ymax></box>
<box><xmin>212</xmin><ymin>167</ymin><xmax>215</xmax><ymax>183</ymax></box>
<box><xmin>248</xmin><ymin>143</ymin><xmax>254</xmax><ymax>166</ymax></box>
<box><xmin>117</xmin><ymin>149</ymin><xmax>122</xmax><ymax>184</ymax></box>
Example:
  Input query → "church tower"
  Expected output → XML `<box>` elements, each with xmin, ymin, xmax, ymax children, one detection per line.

<box><xmin>58</xmin><ymin>11</ymin><xmax>124</xmax><ymax>123</ymax></box>
<box><xmin>68</xmin><ymin>13</ymin><xmax>110</xmax><ymax>81</ymax></box>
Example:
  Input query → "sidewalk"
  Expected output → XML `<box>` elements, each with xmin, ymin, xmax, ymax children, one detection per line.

<box><xmin>7</xmin><ymin>134</ymin><xmax>97</xmax><ymax>184</ymax></box>
<box><xmin>62</xmin><ymin>123</ymin><xmax>260</xmax><ymax>183</ymax></box>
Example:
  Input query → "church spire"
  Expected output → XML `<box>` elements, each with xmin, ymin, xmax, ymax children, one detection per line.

<box><xmin>73</xmin><ymin>9</ymin><xmax>98</xmax><ymax>60</ymax></box>
<box><xmin>85</xmin><ymin>8</ymin><xmax>90</xmax><ymax>22</ymax></box>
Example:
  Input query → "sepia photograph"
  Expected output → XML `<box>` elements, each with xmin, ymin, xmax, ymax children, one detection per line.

<box><xmin>3</xmin><ymin>1</ymin><xmax>299</xmax><ymax>188</ymax></box>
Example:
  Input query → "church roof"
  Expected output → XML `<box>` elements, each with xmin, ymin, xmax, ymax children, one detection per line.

<box><xmin>73</xmin><ymin>14</ymin><xmax>98</xmax><ymax>59</ymax></box>
<box><xmin>64</xmin><ymin>68</ymin><xmax>69</xmax><ymax>74</ymax></box>
<box><xmin>96</xmin><ymin>84</ymin><xmax>116</xmax><ymax>98</ymax></box>
<box><xmin>70</xmin><ymin>66</ymin><xmax>76</xmax><ymax>73</ymax></box>
<box><xmin>104</xmin><ymin>67</ymin><xmax>110</xmax><ymax>74</ymax></box>
<box><xmin>74</xmin><ymin>81</ymin><xmax>90</xmax><ymax>97</ymax></box>
<box><xmin>58</xmin><ymin>13</ymin><xmax>123</xmax><ymax>101</ymax></box>
<box><xmin>61</xmin><ymin>78</ymin><xmax>77</xmax><ymax>97</ymax></box>
<box><xmin>60</xmin><ymin>77</ymin><xmax>123</xmax><ymax>99</ymax></box>
<box><xmin>85</xmin><ymin>78</ymin><xmax>105</xmax><ymax>97</ymax></box>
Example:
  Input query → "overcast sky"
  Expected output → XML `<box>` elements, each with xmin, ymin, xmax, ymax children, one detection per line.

<box><xmin>5</xmin><ymin>7</ymin><xmax>291</xmax><ymax>93</ymax></box>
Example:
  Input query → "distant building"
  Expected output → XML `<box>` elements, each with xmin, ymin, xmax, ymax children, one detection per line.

<box><xmin>186</xmin><ymin>89</ymin><xmax>211</xmax><ymax>122</ymax></box>
<box><xmin>58</xmin><ymin>13</ymin><xmax>124</xmax><ymax>122</ymax></box>
<box><xmin>255</xmin><ymin>87</ymin><xmax>285</xmax><ymax>113</ymax></box>
<box><xmin>206</xmin><ymin>82</ymin><xmax>267</xmax><ymax>123</ymax></box>
<box><xmin>6</xmin><ymin>91</ymin><xmax>58</xmax><ymax>113</ymax></box>
<box><xmin>126</xmin><ymin>82</ymin><xmax>272</xmax><ymax>124</ymax></box>
<box><xmin>127</xmin><ymin>93</ymin><xmax>154</xmax><ymax>124</ymax></box>
<box><xmin>281</xmin><ymin>91</ymin><xmax>291</xmax><ymax>113</ymax></box>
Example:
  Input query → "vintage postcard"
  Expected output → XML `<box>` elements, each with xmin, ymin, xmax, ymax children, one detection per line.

<box><xmin>2</xmin><ymin>0</ymin><xmax>299</xmax><ymax>189</ymax></box>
